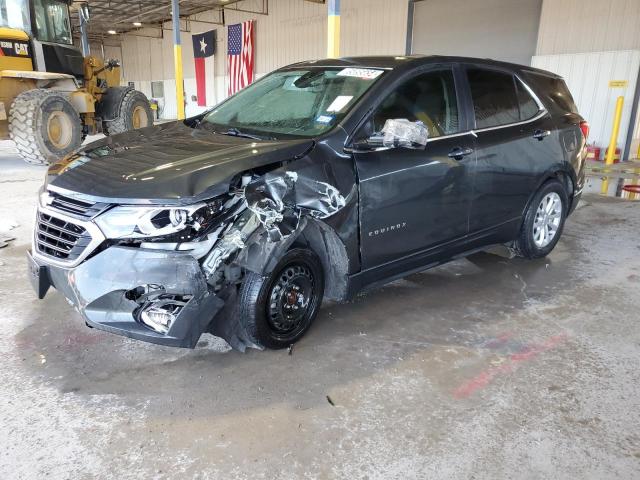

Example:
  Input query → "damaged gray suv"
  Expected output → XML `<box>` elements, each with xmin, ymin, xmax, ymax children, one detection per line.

<box><xmin>28</xmin><ymin>56</ymin><xmax>587</xmax><ymax>351</ymax></box>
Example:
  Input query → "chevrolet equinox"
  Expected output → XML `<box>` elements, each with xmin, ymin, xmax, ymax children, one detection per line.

<box><xmin>28</xmin><ymin>56</ymin><xmax>587</xmax><ymax>351</ymax></box>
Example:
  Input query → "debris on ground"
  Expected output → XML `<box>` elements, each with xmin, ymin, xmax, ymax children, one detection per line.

<box><xmin>326</xmin><ymin>395</ymin><xmax>335</xmax><ymax>407</ymax></box>
<box><xmin>0</xmin><ymin>235</ymin><xmax>16</xmax><ymax>248</ymax></box>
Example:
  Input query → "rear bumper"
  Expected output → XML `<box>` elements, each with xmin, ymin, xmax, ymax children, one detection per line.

<box><xmin>29</xmin><ymin>246</ymin><xmax>224</xmax><ymax>348</ymax></box>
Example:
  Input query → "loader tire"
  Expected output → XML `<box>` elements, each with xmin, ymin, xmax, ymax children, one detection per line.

<box><xmin>103</xmin><ymin>89</ymin><xmax>153</xmax><ymax>136</ymax></box>
<box><xmin>8</xmin><ymin>89</ymin><xmax>83</xmax><ymax>166</ymax></box>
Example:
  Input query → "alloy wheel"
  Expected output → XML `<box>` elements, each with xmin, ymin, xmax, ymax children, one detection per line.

<box><xmin>533</xmin><ymin>192</ymin><xmax>562</xmax><ymax>248</ymax></box>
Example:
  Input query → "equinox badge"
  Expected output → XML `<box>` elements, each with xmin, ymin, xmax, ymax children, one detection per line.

<box><xmin>368</xmin><ymin>222</ymin><xmax>407</xmax><ymax>237</ymax></box>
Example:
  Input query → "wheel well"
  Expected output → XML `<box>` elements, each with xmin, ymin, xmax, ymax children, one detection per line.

<box><xmin>556</xmin><ymin>171</ymin><xmax>574</xmax><ymax>197</ymax></box>
<box><xmin>292</xmin><ymin>220</ymin><xmax>349</xmax><ymax>302</ymax></box>
<box><xmin>527</xmin><ymin>171</ymin><xmax>573</xmax><ymax>210</ymax></box>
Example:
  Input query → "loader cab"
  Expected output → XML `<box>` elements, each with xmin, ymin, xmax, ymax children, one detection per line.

<box><xmin>29</xmin><ymin>0</ymin><xmax>84</xmax><ymax>78</ymax></box>
<box><xmin>0</xmin><ymin>0</ymin><xmax>83</xmax><ymax>77</ymax></box>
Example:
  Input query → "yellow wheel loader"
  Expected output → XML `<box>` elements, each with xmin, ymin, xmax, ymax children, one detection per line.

<box><xmin>0</xmin><ymin>0</ymin><xmax>153</xmax><ymax>165</ymax></box>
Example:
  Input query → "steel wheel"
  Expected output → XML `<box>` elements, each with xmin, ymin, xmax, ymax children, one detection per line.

<box><xmin>533</xmin><ymin>192</ymin><xmax>562</xmax><ymax>248</ymax></box>
<box><xmin>132</xmin><ymin>105</ymin><xmax>149</xmax><ymax>129</ymax></box>
<box><xmin>46</xmin><ymin>110</ymin><xmax>74</xmax><ymax>149</ymax></box>
<box><xmin>267</xmin><ymin>262</ymin><xmax>318</xmax><ymax>341</ymax></box>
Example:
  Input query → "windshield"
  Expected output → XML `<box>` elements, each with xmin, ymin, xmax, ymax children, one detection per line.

<box><xmin>0</xmin><ymin>0</ymin><xmax>30</xmax><ymax>31</ymax></box>
<box><xmin>32</xmin><ymin>0</ymin><xmax>72</xmax><ymax>44</ymax></box>
<box><xmin>202</xmin><ymin>67</ymin><xmax>385</xmax><ymax>138</ymax></box>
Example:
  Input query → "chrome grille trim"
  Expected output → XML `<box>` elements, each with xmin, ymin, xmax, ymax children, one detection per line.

<box><xmin>50</xmin><ymin>196</ymin><xmax>95</xmax><ymax>216</ymax></box>
<box><xmin>43</xmin><ymin>189</ymin><xmax>112</xmax><ymax>219</ymax></box>
<box><xmin>32</xmin><ymin>206</ymin><xmax>106</xmax><ymax>268</ymax></box>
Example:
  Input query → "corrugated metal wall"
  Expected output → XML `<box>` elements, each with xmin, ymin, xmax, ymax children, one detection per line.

<box><xmin>532</xmin><ymin>50</ymin><xmax>640</xmax><ymax>154</ymax></box>
<box><xmin>536</xmin><ymin>0</ymin><xmax>640</xmax><ymax>159</ymax></box>
<box><xmin>536</xmin><ymin>0</ymin><xmax>640</xmax><ymax>55</ymax></box>
<box><xmin>114</xmin><ymin>0</ymin><xmax>407</xmax><ymax>119</ymax></box>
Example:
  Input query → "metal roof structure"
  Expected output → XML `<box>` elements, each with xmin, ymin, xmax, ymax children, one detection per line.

<box><xmin>69</xmin><ymin>0</ymin><xmax>270</xmax><ymax>41</ymax></box>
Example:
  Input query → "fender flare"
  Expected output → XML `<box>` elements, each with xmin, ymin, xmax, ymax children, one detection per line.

<box><xmin>0</xmin><ymin>70</ymin><xmax>78</xmax><ymax>90</ymax></box>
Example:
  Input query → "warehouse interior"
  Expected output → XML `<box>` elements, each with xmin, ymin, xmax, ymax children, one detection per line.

<box><xmin>1</xmin><ymin>0</ymin><xmax>640</xmax><ymax>478</ymax></box>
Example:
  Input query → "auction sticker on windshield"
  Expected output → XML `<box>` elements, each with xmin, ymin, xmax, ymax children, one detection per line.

<box><xmin>337</xmin><ymin>68</ymin><xmax>384</xmax><ymax>80</ymax></box>
<box><xmin>326</xmin><ymin>95</ymin><xmax>354</xmax><ymax>112</ymax></box>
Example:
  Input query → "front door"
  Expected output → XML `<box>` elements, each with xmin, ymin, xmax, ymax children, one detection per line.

<box><xmin>352</xmin><ymin>67</ymin><xmax>476</xmax><ymax>269</ymax></box>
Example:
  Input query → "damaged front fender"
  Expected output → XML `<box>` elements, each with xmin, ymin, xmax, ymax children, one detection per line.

<box><xmin>243</xmin><ymin>169</ymin><xmax>347</xmax><ymax>242</ymax></box>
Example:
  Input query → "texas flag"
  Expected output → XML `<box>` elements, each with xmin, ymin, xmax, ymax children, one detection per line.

<box><xmin>191</xmin><ymin>30</ymin><xmax>216</xmax><ymax>107</ymax></box>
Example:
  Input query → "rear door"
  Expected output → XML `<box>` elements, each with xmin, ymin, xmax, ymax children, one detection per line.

<box><xmin>352</xmin><ymin>66</ymin><xmax>477</xmax><ymax>269</ymax></box>
<box><xmin>463</xmin><ymin>66</ymin><xmax>561</xmax><ymax>234</ymax></box>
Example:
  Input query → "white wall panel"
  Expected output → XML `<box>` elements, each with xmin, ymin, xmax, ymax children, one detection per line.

<box><xmin>537</xmin><ymin>0</ymin><xmax>640</xmax><ymax>55</ymax></box>
<box><xmin>532</xmin><ymin>50</ymin><xmax>640</xmax><ymax>152</ymax></box>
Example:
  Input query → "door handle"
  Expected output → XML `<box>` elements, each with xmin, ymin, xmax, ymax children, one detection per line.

<box><xmin>448</xmin><ymin>146</ymin><xmax>474</xmax><ymax>160</ymax></box>
<box><xmin>533</xmin><ymin>129</ymin><xmax>551</xmax><ymax>141</ymax></box>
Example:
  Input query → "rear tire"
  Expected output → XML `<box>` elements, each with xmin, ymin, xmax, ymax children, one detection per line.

<box><xmin>9</xmin><ymin>89</ymin><xmax>82</xmax><ymax>165</ymax></box>
<box><xmin>514</xmin><ymin>179</ymin><xmax>568</xmax><ymax>259</ymax></box>
<box><xmin>103</xmin><ymin>89</ymin><xmax>153</xmax><ymax>135</ymax></box>
<box><xmin>238</xmin><ymin>248</ymin><xmax>325</xmax><ymax>350</ymax></box>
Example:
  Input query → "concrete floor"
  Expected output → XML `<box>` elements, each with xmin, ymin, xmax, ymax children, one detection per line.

<box><xmin>1</xmin><ymin>140</ymin><xmax>640</xmax><ymax>479</ymax></box>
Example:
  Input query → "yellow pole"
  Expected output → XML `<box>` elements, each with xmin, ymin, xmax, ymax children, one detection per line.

<box><xmin>601</xmin><ymin>96</ymin><xmax>624</xmax><ymax>194</ymax></box>
<box><xmin>327</xmin><ymin>0</ymin><xmax>340</xmax><ymax>58</ymax></box>
<box><xmin>174</xmin><ymin>45</ymin><xmax>185</xmax><ymax>120</ymax></box>
<box><xmin>171</xmin><ymin>0</ymin><xmax>185</xmax><ymax>120</ymax></box>
<box><xmin>605</xmin><ymin>96</ymin><xmax>624</xmax><ymax>165</ymax></box>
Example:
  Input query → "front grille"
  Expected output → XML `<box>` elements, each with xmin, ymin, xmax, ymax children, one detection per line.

<box><xmin>49</xmin><ymin>192</ymin><xmax>101</xmax><ymax>218</ymax></box>
<box><xmin>35</xmin><ymin>212</ymin><xmax>92</xmax><ymax>261</ymax></box>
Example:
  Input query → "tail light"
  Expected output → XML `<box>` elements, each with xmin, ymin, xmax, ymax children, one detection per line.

<box><xmin>579</xmin><ymin>121</ymin><xmax>589</xmax><ymax>140</ymax></box>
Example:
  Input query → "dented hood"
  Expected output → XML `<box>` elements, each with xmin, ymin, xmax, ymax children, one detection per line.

<box><xmin>46</xmin><ymin>121</ymin><xmax>315</xmax><ymax>204</ymax></box>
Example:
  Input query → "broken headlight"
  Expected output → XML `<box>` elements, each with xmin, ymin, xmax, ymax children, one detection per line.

<box><xmin>95</xmin><ymin>198</ymin><xmax>224</xmax><ymax>240</ymax></box>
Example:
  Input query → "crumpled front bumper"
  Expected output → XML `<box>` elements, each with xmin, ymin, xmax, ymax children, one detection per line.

<box><xmin>30</xmin><ymin>246</ymin><xmax>224</xmax><ymax>348</ymax></box>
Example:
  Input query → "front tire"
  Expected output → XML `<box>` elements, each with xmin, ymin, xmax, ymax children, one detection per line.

<box><xmin>103</xmin><ymin>89</ymin><xmax>153</xmax><ymax>135</ymax></box>
<box><xmin>9</xmin><ymin>89</ymin><xmax>82</xmax><ymax>165</ymax></box>
<box><xmin>514</xmin><ymin>179</ymin><xmax>568</xmax><ymax>259</ymax></box>
<box><xmin>238</xmin><ymin>248</ymin><xmax>325</xmax><ymax>349</ymax></box>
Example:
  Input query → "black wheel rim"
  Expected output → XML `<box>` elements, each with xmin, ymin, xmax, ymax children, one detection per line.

<box><xmin>266</xmin><ymin>262</ymin><xmax>318</xmax><ymax>340</ymax></box>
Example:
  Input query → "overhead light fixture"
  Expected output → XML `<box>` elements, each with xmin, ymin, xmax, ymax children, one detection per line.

<box><xmin>107</xmin><ymin>29</ymin><xmax>117</xmax><ymax>34</ymax></box>
<box><xmin>133</xmin><ymin>21</ymin><xmax>142</xmax><ymax>27</ymax></box>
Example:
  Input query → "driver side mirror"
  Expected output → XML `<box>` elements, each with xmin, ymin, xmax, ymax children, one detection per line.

<box><xmin>351</xmin><ymin>119</ymin><xmax>429</xmax><ymax>151</ymax></box>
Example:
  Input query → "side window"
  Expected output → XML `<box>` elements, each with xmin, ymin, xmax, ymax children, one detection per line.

<box><xmin>516</xmin><ymin>79</ymin><xmax>539</xmax><ymax>120</ymax></box>
<box><xmin>372</xmin><ymin>69</ymin><xmax>460</xmax><ymax>138</ymax></box>
<box><xmin>527</xmin><ymin>73</ymin><xmax>579</xmax><ymax>114</ymax></box>
<box><xmin>467</xmin><ymin>69</ymin><xmax>520</xmax><ymax>128</ymax></box>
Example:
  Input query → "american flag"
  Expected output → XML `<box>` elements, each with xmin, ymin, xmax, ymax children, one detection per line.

<box><xmin>227</xmin><ymin>20</ymin><xmax>255</xmax><ymax>96</ymax></box>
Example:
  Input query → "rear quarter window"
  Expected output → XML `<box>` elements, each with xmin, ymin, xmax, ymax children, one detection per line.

<box><xmin>525</xmin><ymin>72</ymin><xmax>579</xmax><ymax>114</ymax></box>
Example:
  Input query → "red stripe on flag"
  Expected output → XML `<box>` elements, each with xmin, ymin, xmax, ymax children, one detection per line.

<box><xmin>194</xmin><ymin>57</ymin><xmax>206</xmax><ymax>107</ymax></box>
